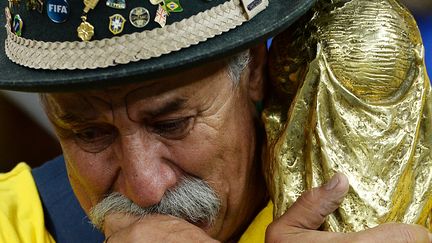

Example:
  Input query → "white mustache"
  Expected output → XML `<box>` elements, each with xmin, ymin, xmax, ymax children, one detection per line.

<box><xmin>89</xmin><ymin>176</ymin><xmax>221</xmax><ymax>230</ymax></box>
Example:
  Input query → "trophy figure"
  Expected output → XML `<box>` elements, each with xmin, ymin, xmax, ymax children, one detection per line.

<box><xmin>264</xmin><ymin>0</ymin><xmax>432</xmax><ymax>232</ymax></box>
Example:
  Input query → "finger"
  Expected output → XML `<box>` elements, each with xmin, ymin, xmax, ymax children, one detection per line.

<box><xmin>278</xmin><ymin>172</ymin><xmax>349</xmax><ymax>230</ymax></box>
<box><xmin>353</xmin><ymin>223</ymin><xmax>432</xmax><ymax>243</ymax></box>
<box><xmin>103</xmin><ymin>213</ymin><xmax>140</xmax><ymax>236</ymax></box>
<box><xmin>107</xmin><ymin>215</ymin><xmax>220</xmax><ymax>243</ymax></box>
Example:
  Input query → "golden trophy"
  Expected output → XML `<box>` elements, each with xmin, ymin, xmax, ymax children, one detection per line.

<box><xmin>264</xmin><ymin>0</ymin><xmax>432</xmax><ymax>232</ymax></box>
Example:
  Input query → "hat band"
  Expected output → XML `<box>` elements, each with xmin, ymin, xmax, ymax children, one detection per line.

<box><xmin>4</xmin><ymin>0</ymin><xmax>268</xmax><ymax>70</ymax></box>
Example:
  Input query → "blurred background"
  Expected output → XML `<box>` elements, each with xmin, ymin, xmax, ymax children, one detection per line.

<box><xmin>0</xmin><ymin>92</ymin><xmax>61</xmax><ymax>172</ymax></box>
<box><xmin>401</xmin><ymin>0</ymin><xmax>432</xmax><ymax>76</ymax></box>
<box><xmin>0</xmin><ymin>1</ymin><xmax>431</xmax><ymax>172</ymax></box>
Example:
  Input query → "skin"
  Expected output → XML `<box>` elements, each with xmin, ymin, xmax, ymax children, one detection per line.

<box><xmin>42</xmin><ymin>46</ymin><xmax>268</xmax><ymax>242</ymax></box>
<box><xmin>42</xmin><ymin>44</ymin><xmax>432</xmax><ymax>242</ymax></box>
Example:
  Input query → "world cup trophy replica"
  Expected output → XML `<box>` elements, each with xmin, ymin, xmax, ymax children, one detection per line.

<box><xmin>264</xmin><ymin>0</ymin><xmax>432</xmax><ymax>232</ymax></box>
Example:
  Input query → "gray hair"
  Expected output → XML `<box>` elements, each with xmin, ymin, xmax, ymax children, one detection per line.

<box><xmin>89</xmin><ymin>176</ymin><xmax>221</xmax><ymax>231</ymax></box>
<box><xmin>227</xmin><ymin>50</ymin><xmax>251</xmax><ymax>85</ymax></box>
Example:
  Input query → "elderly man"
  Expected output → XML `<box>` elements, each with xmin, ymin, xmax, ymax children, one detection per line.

<box><xmin>0</xmin><ymin>0</ymin><xmax>431</xmax><ymax>242</ymax></box>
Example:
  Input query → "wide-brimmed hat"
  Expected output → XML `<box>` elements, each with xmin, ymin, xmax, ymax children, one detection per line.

<box><xmin>0</xmin><ymin>0</ymin><xmax>316</xmax><ymax>92</ymax></box>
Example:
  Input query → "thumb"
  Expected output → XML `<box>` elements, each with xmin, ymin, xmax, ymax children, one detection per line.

<box><xmin>277</xmin><ymin>172</ymin><xmax>349</xmax><ymax>230</ymax></box>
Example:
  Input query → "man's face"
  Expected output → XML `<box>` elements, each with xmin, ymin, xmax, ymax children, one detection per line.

<box><xmin>42</xmin><ymin>50</ymin><xmax>266</xmax><ymax>241</ymax></box>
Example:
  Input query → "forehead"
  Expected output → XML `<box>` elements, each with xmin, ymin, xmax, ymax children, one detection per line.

<box><xmin>43</xmin><ymin>59</ymin><xmax>229</xmax><ymax>112</ymax></box>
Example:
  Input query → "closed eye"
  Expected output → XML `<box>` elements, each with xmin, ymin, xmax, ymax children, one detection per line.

<box><xmin>151</xmin><ymin>116</ymin><xmax>194</xmax><ymax>140</ymax></box>
<box><xmin>73</xmin><ymin>124</ymin><xmax>117</xmax><ymax>153</ymax></box>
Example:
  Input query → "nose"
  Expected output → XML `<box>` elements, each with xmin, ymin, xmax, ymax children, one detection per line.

<box><xmin>115</xmin><ymin>131</ymin><xmax>178</xmax><ymax>208</ymax></box>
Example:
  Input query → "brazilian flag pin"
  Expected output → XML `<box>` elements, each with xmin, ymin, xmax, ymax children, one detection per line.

<box><xmin>164</xmin><ymin>0</ymin><xmax>183</xmax><ymax>13</ymax></box>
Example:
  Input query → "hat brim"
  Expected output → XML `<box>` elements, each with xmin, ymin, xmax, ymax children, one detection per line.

<box><xmin>0</xmin><ymin>0</ymin><xmax>315</xmax><ymax>92</ymax></box>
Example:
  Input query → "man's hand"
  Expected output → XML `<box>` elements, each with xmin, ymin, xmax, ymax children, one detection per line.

<box><xmin>103</xmin><ymin>213</ymin><xmax>220</xmax><ymax>243</ymax></box>
<box><xmin>266</xmin><ymin>173</ymin><xmax>432</xmax><ymax>243</ymax></box>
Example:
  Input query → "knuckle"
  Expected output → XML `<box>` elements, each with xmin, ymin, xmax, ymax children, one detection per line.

<box><xmin>265</xmin><ymin>222</ymin><xmax>277</xmax><ymax>237</ymax></box>
<box><xmin>265</xmin><ymin>222</ymin><xmax>282</xmax><ymax>243</ymax></box>
<box><xmin>265</xmin><ymin>221</ymin><xmax>299</xmax><ymax>243</ymax></box>
<box><xmin>298</xmin><ymin>189</ymin><xmax>319</xmax><ymax>208</ymax></box>
<box><xmin>398</xmin><ymin>225</ymin><xmax>418</xmax><ymax>243</ymax></box>
<box><xmin>382</xmin><ymin>223</ymin><xmax>428</xmax><ymax>243</ymax></box>
<box><xmin>298</xmin><ymin>188</ymin><xmax>333</xmax><ymax>215</ymax></box>
<box><xmin>294</xmin><ymin>193</ymin><xmax>327</xmax><ymax>225</ymax></box>
<box><xmin>296</xmin><ymin>194</ymin><xmax>319</xmax><ymax>215</ymax></box>
<box><xmin>128</xmin><ymin>223</ymin><xmax>146</xmax><ymax>239</ymax></box>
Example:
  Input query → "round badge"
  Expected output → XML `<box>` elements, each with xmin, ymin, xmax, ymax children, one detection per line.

<box><xmin>129</xmin><ymin>7</ymin><xmax>150</xmax><ymax>28</ymax></box>
<box><xmin>46</xmin><ymin>0</ymin><xmax>70</xmax><ymax>23</ymax></box>
<box><xmin>149</xmin><ymin>0</ymin><xmax>163</xmax><ymax>5</ymax></box>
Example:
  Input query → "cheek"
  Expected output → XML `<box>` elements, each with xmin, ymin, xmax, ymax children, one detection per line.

<box><xmin>168</xmin><ymin>112</ymin><xmax>255</xmax><ymax>201</ymax></box>
<box><xmin>61</xmin><ymin>141</ymin><xmax>115</xmax><ymax>213</ymax></box>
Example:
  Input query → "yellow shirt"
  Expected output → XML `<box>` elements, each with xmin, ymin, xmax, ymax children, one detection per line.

<box><xmin>239</xmin><ymin>202</ymin><xmax>273</xmax><ymax>243</ymax></box>
<box><xmin>0</xmin><ymin>163</ymin><xmax>272</xmax><ymax>243</ymax></box>
<box><xmin>0</xmin><ymin>163</ymin><xmax>54</xmax><ymax>243</ymax></box>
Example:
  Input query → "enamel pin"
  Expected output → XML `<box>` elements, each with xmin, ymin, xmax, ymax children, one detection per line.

<box><xmin>149</xmin><ymin>0</ymin><xmax>163</xmax><ymax>5</ymax></box>
<box><xmin>109</xmin><ymin>14</ymin><xmax>126</xmax><ymax>35</ymax></box>
<box><xmin>8</xmin><ymin>0</ymin><xmax>20</xmax><ymax>14</ymax></box>
<box><xmin>106</xmin><ymin>0</ymin><xmax>125</xmax><ymax>9</ymax></box>
<box><xmin>26</xmin><ymin>0</ymin><xmax>44</xmax><ymax>13</ymax></box>
<box><xmin>154</xmin><ymin>4</ymin><xmax>167</xmax><ymax>27</ymax></box>
<box><xmin>77</xmin><ymin>0</ymin><xmax>100</xmax><ymax>41</ymax></box>
<box><xmin>129</xmin><ymin>7</ymin><xmax>150</xmax><ymax>28</ymax></box>
<box><xmin>77</xmin><ymin>16</ymin><xmax>94</xmax><ymax>41</ymax></box>
<box><xmin>47</xmin><ymin>0</ymin><xmax>69</xmax><ymax>23</ymax></box>
<box><xmin>13</xmin><ymin>14</ymin><xmax>23</xmax><ymax>36</ymax></box>
<box><xmin>164</xmin><ymin>0</ymin><xmax>182</xmax><ymax>12</ymax></box>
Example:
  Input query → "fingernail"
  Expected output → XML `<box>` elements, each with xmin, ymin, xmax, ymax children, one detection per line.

<box><xmin>325</xmin><ymin>174</ymin><xmax>340</xmax><ymax>191</ymax></box>
<box><xmin>429</xmin><ymin>232</ymin><xmax>432</xmax><ymax>242</ymax></box>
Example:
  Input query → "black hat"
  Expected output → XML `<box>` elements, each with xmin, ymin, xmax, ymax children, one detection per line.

<box><xmin>0</xmin><ymin>0</ymin><xmax>316</xmax><ymax>92</ymax></box>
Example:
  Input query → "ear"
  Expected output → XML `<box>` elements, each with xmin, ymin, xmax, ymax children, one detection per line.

<box><xmin>247</xmin><ymin>44</ymin><xmax>267</xmax><ymax>102</ymax></box>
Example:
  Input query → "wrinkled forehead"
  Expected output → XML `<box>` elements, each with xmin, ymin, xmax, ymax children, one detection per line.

<box><xmin>41</xmin><ymin>59</ymin><xmax>229</xmax><ymax>116</ymax></box>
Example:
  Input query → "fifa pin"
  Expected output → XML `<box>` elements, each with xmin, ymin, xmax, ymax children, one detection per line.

<box><xmin>47</xmin><ymin>0</ymin><xmax>69</xmax><ymax>23</ymax></box>
<box><xmin>109</xmin><ymin>14</ymin><xmax>126</xmax><ymax>35</ymax></box>
<box><xmin>106</xmin><ymin>0</ymin><xmax>125</xmax><ymax>9</ymax></box>
<box><xmin>129</xmin><ymin>7</ymin><xmax>150</xmax><ymax>28</ymax></box>
<box><xmin>164</xmin><ymin>0</ymin><xmax>182</xmax><ymax>13</ymax></box>
<box><xmin>13</xmin><ymin>14</ymin><xmax>23</xmax><ymax>36</ymax></box>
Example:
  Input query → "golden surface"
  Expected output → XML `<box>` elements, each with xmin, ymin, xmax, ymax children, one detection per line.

<box><xmin>264</xmin><ymin>0</ymin><xmax>432</xmax><ymax>232</ymax></box>
<box><xmin>83</xmin><ymin>0</ymin><xmax>99</xmax><ymax>13</ymax></box>
<box><xmin>77</xmin><ymin>17</ymin><xmax>94</xmax><ymax>41</ymax></box>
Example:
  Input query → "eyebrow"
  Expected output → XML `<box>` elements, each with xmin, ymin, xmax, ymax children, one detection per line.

<box><xmin>53</xmin><ymin>98</ymin><xmax>188</xmax><ymax>126</ymax></box>
<box><xmin>54</xmin><ymin>113</ymin><xmax>95</xmax><ymax>127</ymax></box>
<box><xmin>147</xmin><ymin>98</ymin><xmax>188</xmax><ymax>117</ymax></box>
